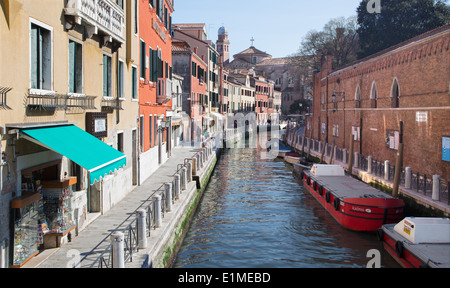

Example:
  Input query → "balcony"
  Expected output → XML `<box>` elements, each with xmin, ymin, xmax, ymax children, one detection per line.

<box><xmin>64</xmin><ymin>0</ymin><xmax>125</xmax><ymax>44</ymax></box>
<box><xmin>156</xmin><ymin>78</ymin><xmax>173</xmax><ymax>104</ymax></box>
<box><xmin>26</xmin><ymin>90</ymin><xmax>97</xmax><ymax>111</ymax></box>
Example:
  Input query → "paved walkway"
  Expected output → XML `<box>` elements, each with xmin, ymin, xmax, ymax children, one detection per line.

<box><xmin>24</xmin><ymin>146</ymin><xmax>203</xmax><ymax>268</ymax></box>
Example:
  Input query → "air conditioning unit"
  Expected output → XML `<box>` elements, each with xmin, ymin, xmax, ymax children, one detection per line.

<box><xmin>156</xmin><ymin>78</ymin><xmax>172</xmax><ymax>104</ymax></box>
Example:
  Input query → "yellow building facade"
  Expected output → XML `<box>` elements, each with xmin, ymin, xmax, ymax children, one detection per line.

<box><xmin>0</xmin><ymin>0</ymin><xmax>140</xmax><ymax>267</ymax></box>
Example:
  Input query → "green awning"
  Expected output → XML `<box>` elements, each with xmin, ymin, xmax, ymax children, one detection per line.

<box><xmin>20</xmin><ymin>124</ymin><xmax>126</xmax><ymax>184</ymax></box>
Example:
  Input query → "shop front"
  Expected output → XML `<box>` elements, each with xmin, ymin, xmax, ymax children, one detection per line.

<box><xmin>8</xmin><ymin>123</ymin><xmax>126</xmax><ymax>267</ymax></box>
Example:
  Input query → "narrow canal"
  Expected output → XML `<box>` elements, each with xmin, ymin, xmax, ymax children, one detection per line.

<box><xmin>173</xmin><ymin>134</ymin><xmax>400</xmax><ymax>268</ymax></box>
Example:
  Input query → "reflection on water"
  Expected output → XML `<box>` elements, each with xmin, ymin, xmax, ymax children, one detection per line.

<box><xmin>173</xmin><ymin>135</ymin><xmax>400</xmax><ymax>268</ymax></box>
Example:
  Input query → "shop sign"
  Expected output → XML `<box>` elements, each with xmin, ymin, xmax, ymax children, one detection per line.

<box><xmin>385</xmin><ymin>129</ymin><xmax>399</xmax><ymax>150</ymax></box>
<box><xmin>86</xmin><ymin>112</ymin><xmax>108</xmax><ymax>138</ymax></box>
<box><xmin>443</xmin><ymin>137</ymin><xmax>450</xmax><ymax>162</ymax></box>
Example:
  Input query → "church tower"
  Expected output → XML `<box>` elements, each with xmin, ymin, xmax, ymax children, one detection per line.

<box><xmin>217</xmin><ymin>26</ymin><xmax>230</xmax><ymax>64</ymax></box>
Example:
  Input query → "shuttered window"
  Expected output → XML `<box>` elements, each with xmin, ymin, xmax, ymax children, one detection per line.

<box><xmin>103</xmin><ymin>54</ymin><xmax>112</xmax><ymax>97</ymax></box>
<box><xmin>118</xmin><ymin>60</ymin><xmax>124</xmax><ymax>98</ymax></box>
<box><xmin>140</xmin><ymin>40</ymin><xmax>146</xmax><ymax>79</ymax></box>
<box><xmin>131</xmin><ymin>66</ymin><xmax>137</xmax><ymax>99</ymax></box>
<box><xmin>68</xmin><ymin>40</ymin><xmax>82</xmax><ymax>93</ymax></box>
<box><xmin>30</xmin><ymin>23</ymin><xmax>52</xmax><ymax>90</ymax></box>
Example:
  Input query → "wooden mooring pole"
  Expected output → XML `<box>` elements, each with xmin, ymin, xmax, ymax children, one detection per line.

<box><xmin>393</xmin><ymin>121</ymin><xmax>404</xmax><ymax>198</ymax></box>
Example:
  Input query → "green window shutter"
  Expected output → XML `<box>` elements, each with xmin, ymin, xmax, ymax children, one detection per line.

<box><xmin>140</xmin><ymin>41</ymin><xmax>146</xmax><ymax>79</ymax></box>
<box><xmin>118</xmin><ymin>61</ymin><xmax>124</xmax><ymax>98</ymax></box>
<box><xmin>68</xmin><ymin>41</ymin><xmax>75</xmax><ymax>93</ymax></box>
<box><xmin>165</xmin><ymin>61</ymin><xmax>168</xmax><ymax>78</ymax></box>
<box><xmin>103</xmin><ymin>55</ymin><xmax>111</xmax><ymax>96</ymax></box>
<box><xmin>158</xmin><ymin>57</ymin><xmax>163</xmax><ymax>78</ymax></box>
<box><xmin>103</xmin><ymin>55</ymin><xmax>107</xmax><ymax>96</ymax></box>
<box><xmin>149</xmin><ymin>47</ymin><xmax>153</xmax><ymax>81</ymax></box>
<box><xmin>151</xmin><ymin>49</ymin><xmax>158</xmax><ymax>82</ymax></box>
<box><xmin>131</xmin><ymin>66</ymin><xmax>137</xmax><ymax>99</ymax></box>
<box><xmin>30</xmin><ymin>24</ymin><xmax>39</xmax><ymax>89</ymax></box>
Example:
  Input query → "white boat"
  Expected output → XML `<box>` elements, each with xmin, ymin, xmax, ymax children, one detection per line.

<box><xmin>379</xmin><ymin>217</ymin><xmax>450</xmax><ymax>268</ymax></box>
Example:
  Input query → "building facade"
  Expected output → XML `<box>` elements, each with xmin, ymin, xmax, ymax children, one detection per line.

<box><xmin>172</xmin><ymin>39</ymin><xmax>208</xmax><ymax>144</ymax></box>
<box><xmin>1</xmin><ymin>0</ymin><xmax>140</xmax><ymax>267</ymax></box>
<box><xmin>309</xmin><ymin>25</ymin><xmax>450</xmax><ymax>178</ymax></box>
<box><xmin>138</xmin><ymin>0</ymin><xmax>174</xmax><ymax>181</ymax></box>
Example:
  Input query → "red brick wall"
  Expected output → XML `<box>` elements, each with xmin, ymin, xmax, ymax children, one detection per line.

<box><xmin>312</xmin><ymin>25</ymin><xmax>450</xmax><ymax>178</ymax></box>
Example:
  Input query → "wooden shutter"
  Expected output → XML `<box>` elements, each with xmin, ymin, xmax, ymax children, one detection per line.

<box><xmin>30</xmin><ymin>24</ymin><xmax>39</xmax><ymax>89</ymax></box>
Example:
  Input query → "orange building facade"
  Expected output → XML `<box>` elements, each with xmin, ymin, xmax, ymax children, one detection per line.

<box><xmin>138</xmin><ymin>0</ymin><xmax>174</xmax><ymax>180</ymax></box>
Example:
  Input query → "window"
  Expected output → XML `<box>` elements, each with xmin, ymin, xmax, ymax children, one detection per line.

<box><xmin>117</xmin><ymin>132</ymin><xmax>124</xmax><ymax>152</ymax></box>
<box><xmin>370</xmin><ymin>81</ymin><xmax>377</xmax><ymax>108</ymax></box>
<box><xmin>134</xmin><ymin>0</ymin><xmax>138</xmax><ymax>34</ymax></box>
<box><xmin>131</xmin><ymin>66</ymin><xmax>137</xmax><ymax>99</ymax></box>
<box><xmin>118</xmin><ymin>60</ymin><xmax>124</xmax><ymax>99</ymax></box>
<box><xmin>68</xmin><ymin>40</ymin><xmax>82</xmax><ymax>93</ymax></box>
<box><xmin>140</xmin><ymin>40</ymin><xmax>146</xmax><ymax>79</ymax></box>
<box><xmin>391</xmin><ymin>78</ymin><xmax>400</xmax><ymax>108</ymax></box>
<box><xmin>140</xmin><ymin>116</ymin><xmax>144</xmax><ymax>152</ymax></box>
<box><xmin>154</xmin><ymin>114</ymin><xmax>158</xmax><ymax>146</ymax></box>
<box><xmin>149</xmin><ymin>115</ymin><xmax>153</xmax><ymax>148</ymax></box>
<box><xmin>103</xmin><ymin>54</ymin><xmax>112</xmax><ymax>97</ymax></box>
<box><xmin>30</xmin><ymin>22</ymin><xmax>52</xmax><ymax>90</ymax></box>
<box><xmin>355</xmin><ymin>85</ymin><xmax>361</xmax><ymax>108</ymax></box>
<box><xmin>117</xmin><ymin>0</ymin><xmax>123</xmax><ymax>9</ymax></box>
<box><xmin>164</xmin><ymin>6</ymin><xmax>168</xmax><ymax>29</ymax></box>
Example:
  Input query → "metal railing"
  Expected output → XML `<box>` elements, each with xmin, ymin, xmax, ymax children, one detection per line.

<box><xmin>285</xmin><ymin>131</ymin><xmax>449</xmax><ymax>206</ymax></box>
<box><xmin>89</xmin><ymin>137</ymin><xmax>216</xmax><ymax>268</ymax></box>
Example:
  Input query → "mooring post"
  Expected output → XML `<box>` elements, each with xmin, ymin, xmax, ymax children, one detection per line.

<box><xmin>136</xmin><ymin>209</ymin><xmax>147</xmax><ymax>249</ymax></box>
<box><xmin>405</xmin><ymin>167</ymin><xmax>412</xmax><ymax>189</ymax></box>
<box><xmin>165</xmin><ymin>183</ymin><xmax>173</xmax><ymax>212</ymax></box>
<box><xmin>432</xmin><ymin>175</ymin><xmax>440</xmax><ymax>201</ymax></box>
<box><xmin>111</xmin><ymin>232</ymin><xmax>125</xmax><ymax>268</ymax></box>
<box><xmin>154</xmin><ymin>195</ymin><xmax>162</xmax><ymax>228</ymax></box>
<box><xmin>174</xmin><ymin>174</ymin><xmax>181</xmax><ymax>200</ymax></box>
<box><xmin>384</xmin><ymin>160</ymin><xmax>390</xmax><ymax>181</ymax></box>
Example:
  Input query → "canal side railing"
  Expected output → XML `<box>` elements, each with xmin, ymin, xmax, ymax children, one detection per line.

<box><xmin>90</xmin><ymin>139</ymin><xmax>217</xmax><ymax>268</ymax></box>
<box><xmin>285</xmin><ymin>127</ymin><xmax>449</xmax><ymax>206</ymax></box>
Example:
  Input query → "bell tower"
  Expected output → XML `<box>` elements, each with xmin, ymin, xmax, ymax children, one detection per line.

<box><xmin>217</xmin><ymin>26</ymin><xmax>230</xmax><ymax>64</ymax></box>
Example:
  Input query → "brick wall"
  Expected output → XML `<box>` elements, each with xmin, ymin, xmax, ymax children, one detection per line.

<box><xmin>312</xmin><ymin>25</ymin><xmax>450</xmax><ymax>179</ymax></box>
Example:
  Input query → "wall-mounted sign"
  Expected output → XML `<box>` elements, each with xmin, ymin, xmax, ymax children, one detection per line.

<box><xmin>385</xmin><ymin>129</ymin><xmax>399</xmax><ymax>150</ymax></box>
<box><xmin>416</xmin><ymin>111</ymin><xmax>428</xmax><ymax>122</ymax></box>
<box><xmin>86</xmin><ymin>112</ymin><xmax>108</xmax><ymax>138</ymax></box>
<box><xmin>352</xmin><ymin>126</ymin><xmax>361</xmax><ymax>141</ymax></box>
<box><xmin>443</xmin><ymin>137</ymin><xmax>450</xmax><ymax>162</ymax></box>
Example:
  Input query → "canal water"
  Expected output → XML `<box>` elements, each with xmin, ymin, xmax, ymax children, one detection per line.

<box><xmin>173</xmin><ymin>135</ymin><xmax>400</xmax><ymax>268</ymax></box>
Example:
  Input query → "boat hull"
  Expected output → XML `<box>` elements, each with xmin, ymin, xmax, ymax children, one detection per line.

<box><xmin>302</xmin><ymin>174</ymin><xmax>404</xmax><ymax>231</ymax></box>
<box><xmin>378</xmin><ymin>226</ymin><xmax>424</xmax><ymax>268</ymax></box>
<box><xmin>284</xmin><ymin>155</ymin><xmax>300</xmax><ymax>164</ymax></box>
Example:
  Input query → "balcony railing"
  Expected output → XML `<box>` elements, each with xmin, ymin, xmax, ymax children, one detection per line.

<box><xmin>26</xmin><ymin>91</ymin><xmax>97</xmax><ymax>111</ymax></box>
<box><xmin>156</xmin><ymin>78</ymin><xmax>172</xmax><ymax>104</ymax></box>
<box><xmin>64</xmin><ymin>0</ymin><xmax>125</xmax><ymax>44</ymax></box>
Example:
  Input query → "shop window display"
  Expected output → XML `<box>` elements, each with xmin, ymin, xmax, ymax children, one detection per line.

<box><xmin>10</xmin><ymin>161</ymin><xmax>77</xmax><ymax>266</ymax></box>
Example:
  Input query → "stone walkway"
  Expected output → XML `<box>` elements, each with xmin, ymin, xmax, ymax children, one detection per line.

<box><xmin>23</xmin><ymin>146</ymin><xmax>203</xmax><ymax>268</ymax></box>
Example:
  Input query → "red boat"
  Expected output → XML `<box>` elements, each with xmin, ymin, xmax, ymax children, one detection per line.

<box><xmin>379</xmin><ymin>217</ymin><xmax>450</xmax><ymax>268</ymax></box>
<box><xmin>302</xmin><ymin>164</ymin><xmax>405</xmax><ymax>232</ymax></box>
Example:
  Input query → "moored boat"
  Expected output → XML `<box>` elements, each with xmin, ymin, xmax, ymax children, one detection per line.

<box><xmin>277</xmin><ymin>148</ymin><xmax>292</xmax><ymax>158</ymax></box>
<box><xmin>302</xmin><ymin>164</ymin><xmax>405</xmax><ymax>231</ymax></box>
<box><xmin>292</xmin><ymin>158</ymin><xmax>313</xmax><ymax>176</ymax></box>
<box><xmin>378</xmin><ymin>217</ymin><xmax>450</xmax><ymax>268</ymax></box>
<box><xmin>284</xmin><ymin>152</ymin><xmax>302</xmax><ymax>164</ymax></box>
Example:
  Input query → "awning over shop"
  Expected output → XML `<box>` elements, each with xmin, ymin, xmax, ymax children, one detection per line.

<box><xmin>20</xmin><ymin>124</ymin><xmax>126</xmax><ymax>185</ymax></box>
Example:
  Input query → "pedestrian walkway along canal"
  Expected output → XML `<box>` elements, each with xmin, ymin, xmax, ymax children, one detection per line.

<box><xmin>173</xmin><ymin>140</ymin><xmax>400</xmax><ymax>268</ymax></box>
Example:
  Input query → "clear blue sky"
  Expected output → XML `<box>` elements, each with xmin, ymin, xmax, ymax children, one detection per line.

<box><xmin>172</xmin><ymin>0</ymin><xmax>363</xmax><ymax>59</ymax></box>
